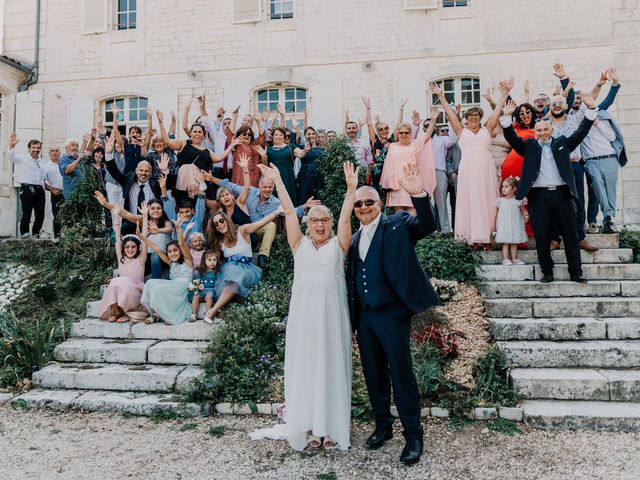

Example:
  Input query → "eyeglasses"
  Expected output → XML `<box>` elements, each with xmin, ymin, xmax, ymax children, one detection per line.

<box><xmin>534</xmin><ymin>97</ymin><xmax>548</xmax><ymax>103</ymax></box>
<box><xmin>519</xmin><ymin>110</ymin><xmax>532</xmax><ymax>115</ymax></box>
<box><xmin>354</xmin><ymin>199</ymin><xmax>377</xmax><ymax>208</ymax></box>
<box><xmin>213</xmin><ymin>218</ymin><xmax>226</xmax><ymax>227</ymax></box>
<box><xmin>398</xmin><ymin>131</ymin><xmax>411</xmax><ymax>135</ymax></box>
<box><xmin>309</xmin><ymin>217</ymin><xmax>331</xmax><ymax>225</ymax></box>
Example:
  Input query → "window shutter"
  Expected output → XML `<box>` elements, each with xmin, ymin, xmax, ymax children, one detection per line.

<box><xmin>81</xmin><ymin>0</ymin><xmax>108</xmax><ymax>35</ymax></box>
<box><xmin>233</xmin><ymin>0</ymin><xmax>262</xmax><ymax>23</ymax></box>
<box><xmin>404</xmin><ymin>0</ymin><xmax>438</xmax><ymax>9</ymax></box>
<box><xmin>14</xmin><ymin>90</ymin><xmax>43</xmax><ymax>187</ymax></box>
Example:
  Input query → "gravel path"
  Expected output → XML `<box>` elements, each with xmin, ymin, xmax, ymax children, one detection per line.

<box><xmin>1</xmin><ymin>406</ymin><xmax>638</xmax><ymax>480</ymax></box>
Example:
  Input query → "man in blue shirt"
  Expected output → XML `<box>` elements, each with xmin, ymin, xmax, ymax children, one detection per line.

<box><xmin>59</xmin><ymin>139</ymin><xmax>84</xmax><ymax>198</ymax></box>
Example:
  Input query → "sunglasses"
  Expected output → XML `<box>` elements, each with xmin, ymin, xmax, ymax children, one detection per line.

<box><xmin>551</xmin><ymin>101</ymin><xmax>566</xmax><ymax>107</ymax></box>
<box><xmin>519</xmin><ymin>110</ymin><xmax>532</xmax><ymax>115</ymax></box>
<box><xmin>377</xmin><ymin>126</ymin><xmax>389</xmax><ymax>131</ymax></box>
<box><xmin>398</xmin><ymin>131</ymin><xmax>411</xmax><ymax>135</ymax></box>
<box><xmin>213</xmin><ymin>217</ymin><xmax>226</xmax><ymax>226</ymax></box>
<box><xmin>354</xmin><ymin>199</ymin><xmax>377</xmax><ymax>208</ymax></box>
<box><xmin>240</xmin><ymin>132</ymin><xmax>251</xmax><ymax>137</ymax></box>
<box><xmin>440</xmin><ymin>128</ymin><xmax>449</xmax><ymax>133</ymax></box>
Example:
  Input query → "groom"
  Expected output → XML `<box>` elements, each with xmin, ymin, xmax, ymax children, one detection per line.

<box><xmin>347</xmin><ymin>163</ymin><xmax>439</xmax><ymax>465</ymax></box>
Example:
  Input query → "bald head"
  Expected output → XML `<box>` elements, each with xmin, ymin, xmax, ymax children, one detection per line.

<box><xmin>135</xmin><ymin>160</ymin><xmax>152</xmax><ymax>183</ymax></box>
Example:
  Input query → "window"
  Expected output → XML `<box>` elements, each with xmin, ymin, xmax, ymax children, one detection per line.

<box><xmin>103</xmin><ymin>96</ymin><xmax>148</xmax><ymax>135</ymax></box>
<box><xmin>255</xmin><ymin>86</ymin><xmax>307</xmax><ymax>129</ymax></box>
<box><xmin>430</xmin><ymin>76</ymin><xmax>480</xmax><ymax>126</ymax></box>
<box><xmin>117</xmin><ymin>0</ymin><xmax>136</xmax><ymax>30</ymax></box>
<box><xmin>269</xmin><ymin>0</ymin><xmax>293</xmax><ymax>20</ymax></box>
<box><xmin>443</xmin><ymin>0</ymin><xmax>469</xmax><ymax>6</ymax></box>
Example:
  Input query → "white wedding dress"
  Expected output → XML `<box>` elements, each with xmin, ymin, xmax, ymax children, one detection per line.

<box><xmin>249</xmin><ymin>236</ymin><xmax>352</xmax><ymax>450</ymax></box>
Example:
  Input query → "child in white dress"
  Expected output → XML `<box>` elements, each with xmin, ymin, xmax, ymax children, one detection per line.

<box><xmin>495</xmin><ymin>176</ymin><xmax>529</xmax><ymax>265</ymax></box>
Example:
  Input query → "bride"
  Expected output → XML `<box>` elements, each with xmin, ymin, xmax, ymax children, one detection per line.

<box><xmin>249</xmin><ymin>162</ymin><xmax>358</xmax><ymax>451</ymax></box>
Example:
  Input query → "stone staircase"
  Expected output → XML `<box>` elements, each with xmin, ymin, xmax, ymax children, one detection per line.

<box><xmin>12</xmin><ymin>294</ymin><xmax>214</xmax><ymax>417</ymax></box>
<box><xmin>479</xmin><ymin>233</ymin><xmax>640</xmax><ymax>431</ymax></box>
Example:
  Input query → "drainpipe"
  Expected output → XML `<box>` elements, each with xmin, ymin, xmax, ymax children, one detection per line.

<box><xmin>18</xmin><ymin>0</ymin><xmax>41</xmax><ymax>91</ymax></box>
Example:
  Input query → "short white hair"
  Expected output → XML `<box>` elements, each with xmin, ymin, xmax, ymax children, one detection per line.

<box><xmin>65</xmin><ymin>138</ymin><xmax>78</xmax><ymax>146</ymax></box>
<box><xmin>355</xmin><ymin>185</ymin><xmax>380</xmax><ymax>201</ymax></box>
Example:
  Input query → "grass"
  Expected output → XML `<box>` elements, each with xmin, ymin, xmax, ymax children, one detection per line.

<box><xmin>208</xmin><ymin>426</ymin><xmax>225</xmax><ymax>437</ymax></box>
<box><xmin>179</xmin><ymin>423</ymin><xmax>198</xmax><ymax>432</ymax></box>
<box><xmin>149</xmin><ymin>409</ymin><xmax>179</xmax><ymax>422</ymax></box>
<box><xmin>316</xmin><ymin>474</ymin><xmax>338</xmax><ymax>480</ymax></box>
<box><xmin>487</xmin><ymin>418</ymin><xmax>521</xmax><ymax>436</ymax></box>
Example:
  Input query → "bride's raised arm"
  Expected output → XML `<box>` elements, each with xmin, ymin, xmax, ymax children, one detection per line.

<box><xmin>337</xmin><ymin>162</ymin><xmax>359</xmax><ymax>254</ymax></box>
<box><xmin>257</xmin><ymin>164</ymin><xmax>303</xmax><ymax>251</ymax></box>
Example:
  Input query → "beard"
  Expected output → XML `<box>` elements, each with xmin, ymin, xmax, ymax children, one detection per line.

<box><xmin>551</xmin><ymin>111</ymin><xmax>565</xmax><ymax>118</ymax></box>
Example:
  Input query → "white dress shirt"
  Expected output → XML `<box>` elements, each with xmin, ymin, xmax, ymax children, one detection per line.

<box><xmin>580</xmin><ymin>120</ymin><xmax>617</xmax><ymax>160</ymax></box>
<box><xmin>350</xmin><ymin>139</ymin><xmax>373</xmax><ymax>167</ymax></box>
<box><xmin>8</xmin><ymin>149</ymin><xmax>43</xmax><ymax>185</ymax></box>
<box><xmin>532</xmin><ymin>141</ymin><xmax>566</xmax><ymax>188</ymax></box>
<box><xmin>358</xmin><ymin>212</ymin><xmax>382</xmax><ymax>260</ymax></box>
<box><xmin>128</xmin><ymin>181</ymin><xmax>155</xmax><ymax>211</ymax></box>
<box><xmin>430</xmin><ymin>129</ymin><xmax>457</xmax><ymax>171</ymax></box>
<box><xmin>203</xmin><ymin>115</ymin><xmax>233</xmax><ymax>170</ymax></box>
<box><xmin>43</xmin><ymin>161</ymin><xmax>64</xmax><ymax>190</ymax></box>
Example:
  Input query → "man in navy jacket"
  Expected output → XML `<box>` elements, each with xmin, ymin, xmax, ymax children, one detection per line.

<box><xmin>347</xmin><ymin>163</ymin><xmax>439</xmax><ymax>465</ymax></box>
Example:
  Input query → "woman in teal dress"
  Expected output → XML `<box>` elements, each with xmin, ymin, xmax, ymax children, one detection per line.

<box><xmin>139</xmin><ymin>214</ymin><xmax>195</xmax><ymax>325</ymax></box>
<box><xmin>297</xmin><ymin>127</ymin><xmax>324</xmax><ymax>203</ymax></box>
<box><xmin>267</xmin><ymin>127</ymin><xmax>311</xmax><ymax>206</ymax></box>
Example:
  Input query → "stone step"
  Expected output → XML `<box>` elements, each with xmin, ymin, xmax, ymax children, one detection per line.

<box><xmin>489</xmin><ymin>317</ymin><xmax>640</xmax><ymax>341</ymax></box>
<box><xmin>33</xmin><ymin>363</ymin><xmax>187</xmax><ymax>392</ymax></box>
<box><xmin>528</xmin><ymin>233</ymin><xmax>620</xmax><ymax>250</ymax></box>
<box><xmin>53</xmin><ymin>338</ymin><xmax>158</xmax><ymax>364</ymax></box>
<box><xmin>479</xmin><ymin>263</ymin><xmax>640</xmax><ymax>281</ymax></box>
<box><xmin>485</xmin><ymin>297</ymin><xmax>640</xmax><ymax>318</ymax></box>
<box><xmin>71</xmin><ymin>318</ymin><xmax>215</xmax><ymax>341</ymax></box>
<box><xmin>479</xmin><ymin>280</ymin><xmax>639</xmax><ymax>299</ymax></box>
<box><xmin>510</xmin><ymin>368</ymin><xmax>640</xmax><ymax>402</ymax></box>
<box><xmin>11</xmin><ymin>389</ymin><xmax>208</xmax><ymax>417</ymax></box>
<box><xmin>478</xmin><ymin>248</ymin><xmax>632</xmax><ymax>265</ymax></box>
<box><xmin>86</xmin><ymin>301</ymin><xmax>208</xmax><ymax>320</ymax></box>
<box><xmin>521</xmin><ymin>400</ymin><xmax>640</xmax><ymax>431</ymax></box>
<box><xmin>498</xmin><ymin>340</ymin><xmax>640</xmax><ymax>368</ymax></box>
<box><xmin>148</xmin><ymin>341</ymin><xmax>207</xmax><ymax>365</ymax></box>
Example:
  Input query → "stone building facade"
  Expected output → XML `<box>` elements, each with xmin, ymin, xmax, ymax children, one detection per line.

<box><xmin>0</xmin><ymin>0</ymin><xmax>638</xmax><ymax>236</ymax></box>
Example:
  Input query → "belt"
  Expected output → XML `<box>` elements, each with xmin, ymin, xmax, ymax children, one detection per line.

<box><xmin>21</xmin><ymin>183</ymin><xmax>44</xmax><ymax>189</ymax></box>
<box><xmin>532</xmin><ymin>185</ymin><xmax>567</xmax><ymax>191</ymax></box>
<box><xmin>584</xmin><ymin>154</ymin><xmax>616</xmax><ymax>161</ymax></box>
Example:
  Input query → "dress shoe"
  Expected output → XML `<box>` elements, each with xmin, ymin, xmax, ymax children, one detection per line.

<box><xmin>550</xmin><ymin>240</ymin><xmax>561</xmax><ymax>250</ymax></box>
<box><xmin>400</xmin><ymin>438</ymin><xmax>423</xmax><ymax>465</ymax></box>
<box><xmin>364</xmin><ymin>426</ymin><xmax>393</xmax><ymax>449</ymax></box>
<box><xmin>257</xmin><ymin>254</ymin><xmax>267</xmax><ymax>268</ymax></box>
<box><xmin>540</xmin><ymin>274</ymin><xmax>554</xmax><ymax>283</ymax></box>
<box><xmin>603</xmin><ymin>216</ymin><xmax>615</xmax><ymax>234</ymax></box>
<box><xmin>570</xmin><ymin>275</ymin><xmax>588</xmax><ymax>283</ymax></box>
<box><xmin>578</xmin><ymin>239</ymin><xmax>599</xmax><ymax>252</ymax></box>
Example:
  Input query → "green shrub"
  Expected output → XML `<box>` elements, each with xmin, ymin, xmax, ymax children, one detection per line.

<box><xmin>261</xmin><ymin>234</ymin><xmax>294</xmax><ymax>288</ymax></box>
<box><xmin>415</xmin><ymin>233</ymin><xmax>481</xmax><ymax>284</ymax></box>
<box><xmin>0</xmin><ymin>311</ymin><xmax>64</xmax><ymax>387</ymax></box>
<box><xmin>411</xmin><ymin>341</ymin><xmax>444</xmax><ymax>397</ymax></box>
<box><xmin>619</xmin><ymin>229</ymin><xmax>640</xmax><ymax>263</ymax></box>
<box><xmin>468</xmin><ymin>347</ymin><xmax>518</xmax><ymax>407</ymax></box>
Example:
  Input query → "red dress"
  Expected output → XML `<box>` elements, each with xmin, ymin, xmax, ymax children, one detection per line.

<box><xmin>227</xmin><ymin>131</ymin><xmax>266</xmax><ymax>187</ymax></box>
<box><xmin>501</xmin><ymin>124</ymin><xmax>535</xmax><ymax>237</ymax></box>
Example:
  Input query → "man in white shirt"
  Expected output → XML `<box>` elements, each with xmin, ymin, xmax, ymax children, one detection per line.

<box><xmin>202</xmin><ymin>106</ymin><xmax>234</xmax><ymax>178</ymax></box>
<box><xmin>43</xmin><ymin>145</ymin><xmax>64</xmax><ymax>237</ymax></box>
<box><xmin>423</xmin><ymin>119</ymin><xmax>456</xmax><ymax>232</ymax></box>
<box><xmin>345</xmin><ymin>121</ymin><xmax>373</xmax><ymax>167</ymax></box>
<box><xmin>8</xmin><ymin>133</ymin><xmax>45</xmax><ymax>238</ymax></box>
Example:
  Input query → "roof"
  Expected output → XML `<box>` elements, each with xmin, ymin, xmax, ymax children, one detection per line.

<box><xmin>0</xmin><ymin>54</ymin><xmax>33</xmax><ymax>73</ymax></box>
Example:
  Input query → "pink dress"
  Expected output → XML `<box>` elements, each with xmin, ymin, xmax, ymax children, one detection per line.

<box><xmin>380</xmin><ymin>138</ymin><xmax>436</xmax><ymax>207</ymax></box>
<box><xmin>98</xmin><ymin>257</ymin><xmax>145</xmax><ymax>319</ymax></box>
<box><xmin>454</xmin><ymin>128</ymin><xmax>499</xmax><ymax>244</ymax></box>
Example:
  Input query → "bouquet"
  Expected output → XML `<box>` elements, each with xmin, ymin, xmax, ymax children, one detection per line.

<box><xmin>188</xmin><ymin>279</ymin><xmax>204</xmax><ymax>293</ymax></box>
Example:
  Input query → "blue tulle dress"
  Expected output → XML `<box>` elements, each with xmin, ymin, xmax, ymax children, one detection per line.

<box><xmin>216</xmin><ymin>233</ymin><xmax>262</xmax><ymax>297</ymax></box>
<box><xmin>140</xmin><ymin>261</ymin><xmax>192</xmax><ymax>325</ymax></box>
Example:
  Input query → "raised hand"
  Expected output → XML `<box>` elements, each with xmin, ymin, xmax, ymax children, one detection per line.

<box><xmin>552</xmin><ymin>63</ymin><xmax>567</xmax><ymax>79</ymax></box>
<box><xmin>523</xmin><ymin>80</ymin><xmax>530</xmax><ymax>95</ymax></box>
<box><xmin>156</xmin><ymin>110</ymin><xmax>164</xmax><ymax>123</ymax></box>
<box><xmin>454</xmin><ymin>104</ymin><xmax>462</xmax><ymax>117</ymax></box>
<box><xmin>110</xmin><ymin>103</ymin><xmax>120</xmax><ymax>117</ymax></box>
<box><xmin>362</xmin><ymin>96</ymin><xmax>371</xmax><ymax>109</ymax></box>
<box><xmin>499</xmin><ymin>77</ymin><xmax>515</xmax><ymax>94</ymax></box>
<box><xmin>232</xmin><ymin>105</ymin><xmax>241</xmax><ymax>117</ymax></box>
<box><xmin>148</xmin><ymin>219</ymin><xmax>160</xmax><ymax>234</ymax></box>
<box><xmin>430</xmin><ymin>82</ymin><xmax>443</xmax><ymax>97</ymax></box>
<box><xmin>9</xmin><ymin>132</ymin><xmax>18</xmax><ymax>148</ymax></box>
<box><xmin>562</xmin><ymin>80</ymin><xmax>576</xmax><ymax>97</ymax></box>
<box><xmin>94</xmin><ymin>190</ymin><xmax>108</xmax><ymax>207</ymax></box>
<box><xmin>580</xmin><ymin>91</ymin><xmax>596</xmax><ymax>109</ymax></box>
<box><xmin>608</xmin><ymin>67</ymin><xmax>619</xmax><ymax>85</ymax></box>
<box><xmin>184</xmin><ymin>221</ymin><xmax>194</xmax><ymax>234</ymax></box>
<box><xmin>197</xmin><ymin>95</ymin><xmax>206</xmax><ymax>108</ymax></box>
<box><xmin>552</xmin><ymin>84</ymin><xmax>562</xmax><ymax>96</ymax></box>
<box><xmin>236</xmin><ymin>152</ymin><xmax>250</xmax><ymax>169</ymax></box>
<box><xmin>257</xmin><ymin>163</ymin><xmax>282</xmax><ymax>182</ymax></box>
<box><xmin>216</xmin><ymin>106</ymin><xmax>225</xmax><ymax>119</ymax></box>
<box><xmin>139</xmin><ymin>201</ymin><xmax>149</xmax><ymax>217</ymax></box>
<box><xmin>503</xmin><ymin>99</ymin><xmax>517</xmax><ymax>117</ymax></box>
<box><xmin>597</xmin><ymin>71</ymin><xmax>609</xmax><ymax>86</ymax></box>
<box><xmin>231</xmin><ymin>137</ymin><xmax>243</xmax><ymax>148</ymax></box>
<box><xmin>199</xmin><ymin>169</ymin><xmax>215</xmax><ymax>183</ymax></box>
<box><xmin>429</xmin><ymin>106</ymin><xmax>440</xmax><ymax>120</ymax></box>
<box><xmin>105</xmin><ymin>136</ymin><xmax>114</xmax><ymax>154</ymax></box>
<box><xmin>411</xmin><ymin>110</ymin><xmax>421</xmax><ymax>126</ymax></box>
<box><xmin>184</xmin><ymin>97</ymin><xmax>193</xmax><ymax>109</ymax></box>
<box><xmin>398</xmin><ymin>163</ymin><xmax>423</xmax><ymax>196</ymax></box>
<box><xmin>170</xmin><ymin>111</ymin><xmax>176</xmax><ymax>122</ymax></box>
<box><xmin>276</xmin><ymin>104</ymin><xmax>285</xmax><ymax>115</ymax></box>
<box><xmin>343</xmin><ymin>162</ymin><xmax>360</xmax><ymax>191</ymax></box>
<box><xmin>158</xmin><ymin>173</ymin><xmax>167</xmax><ymax>191</ymax></box>
<box><xmin>400</xmin><ymin>97</ymin><xmax>409</xmax><ymax>109</ymax></box>
<box><xmin>304</xmin><ymin>196</ymin><xmax>322</xmax><ymax>209</ymax></box>
<box><xmin>83</xmin><ymin>132</ymin><xmax>92</xmax><ymax>143</ymax></box>
<box><xmin>260</xmin><ymin>108</ymin><xmax>271</xmax><ymax>122</ymax></box>
<box><xmin>253</xmin><ymin>143</ymin><xmax>266</xmax><ymax>158</ymax></box>
<box><xmin>146</xmin><ymin>105</ymin><xmax>153</xmax><ymax>117</ymax></box>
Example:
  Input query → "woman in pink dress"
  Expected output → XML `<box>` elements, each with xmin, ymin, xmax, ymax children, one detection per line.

<box><xmin>98</xmin><ymin>203</ymin><xmax>149</xmax><ymax>322</ymax></box>
<box><xmin>431</xmin><ymin>79</ymin><xmax>514</xmax><ymax>248</ymax></box>
<box><xmin>380</xmin><ymin>107</ymin><xmax>439</xmax><ymax>215</ymax></box>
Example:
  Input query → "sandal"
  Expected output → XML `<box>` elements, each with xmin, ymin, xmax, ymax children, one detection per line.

<box><xmin>323</xmin><ymin>437</ymin><xmax>337</xmax><ymax>451</ymax></box>
<box><xmin>107</xmin><ymin>315</ymin><xmax>117</xmax><ymax>322</ymax></box>
<box><xmin>188</xmin><ymin>313</ymin><xmax>197</xmax><ymax>323</ymax></box>
<box><xmin>145</xmin><ymin>313</ymin><xmax>159</xmax><ymax>325</ymax></box>
<box><xmin>116</xmin><ymin>315</ymin><xmax>129</xmax><ymax>323</ymax></box>
<box><xmin>307</xmin><ymin>435</ymin><xmax>322</xmax><ymax>449</ymax></box>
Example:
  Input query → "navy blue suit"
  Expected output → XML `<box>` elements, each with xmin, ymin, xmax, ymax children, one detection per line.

<box><xmin>347</xmin><ymin>195</ymin><xmax>439</xmax><ymax>440</ymax></box>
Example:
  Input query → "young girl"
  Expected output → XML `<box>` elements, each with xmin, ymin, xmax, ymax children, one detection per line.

<box><xmin>188</xmin><ymin>231</ymin><xmax>206</xmax><ymax>267</ymax></box>
<box><xmin>495</xmin><ymin>176</ymin><xmax>529</xmax><ymax>265</ymax></box>
<box><xmin>189</xmin><ymin>248</ymin><xmax>221</xmax><ymax>324</ymax></box>
<box><xmin>98</xmin><ymin>204</ymin><xmax>148</xmax><ymax>322</ymax></box>
<box><xmin>139</xmin><ymin>212</ymin><xmax>194</xmax><ymax>324</ymax></box>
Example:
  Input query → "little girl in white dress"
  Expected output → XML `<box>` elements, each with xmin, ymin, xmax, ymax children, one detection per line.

<box><xmin>495</xmin><ymin>176</ymin><xmax>528</xmax><ymax>265</ymax></box>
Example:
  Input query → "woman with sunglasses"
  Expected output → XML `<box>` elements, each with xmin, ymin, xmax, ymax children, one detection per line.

<box><xmin>432</xmin><ymin>79</ymin><xmax>514</xmax><ymax>249</ymax></box>
<box><xmin>250</xmin><ymin>162</ymin><xmax>356</xmax><ymax>452</ymax></box>
<box><xmin>297</xmin><ymin>126</ymin><xmax>324</xmax><ymax>203</ymax></box>
<box><xmin>362</xmin><ymin>97</ymin><xmax>394</xmax><ymax>193</ymax></box>
<box><xmin>379</xmin><ymin>107</ymin><xmax>439</xmax><ymax>215</ymax></box>
<box><xmin>204</xmin><ymin>205</ymin><xmax>280</xmax><ymax>322</ymax></box>
<box><xmin>227</xmin><ymin>108</ymin><xmax>267</xmax><ymax>188</ymax></box>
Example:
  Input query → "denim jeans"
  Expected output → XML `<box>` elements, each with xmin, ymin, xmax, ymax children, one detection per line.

<box><xmin>150</xmin><ymin>252</ymin><xmax>164</xmax><ymax>279</ymax></box>
<box><xmin>584</xmin><ymin>157</ymin><xmax>619</xmax><ymax>220</ymax></box>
